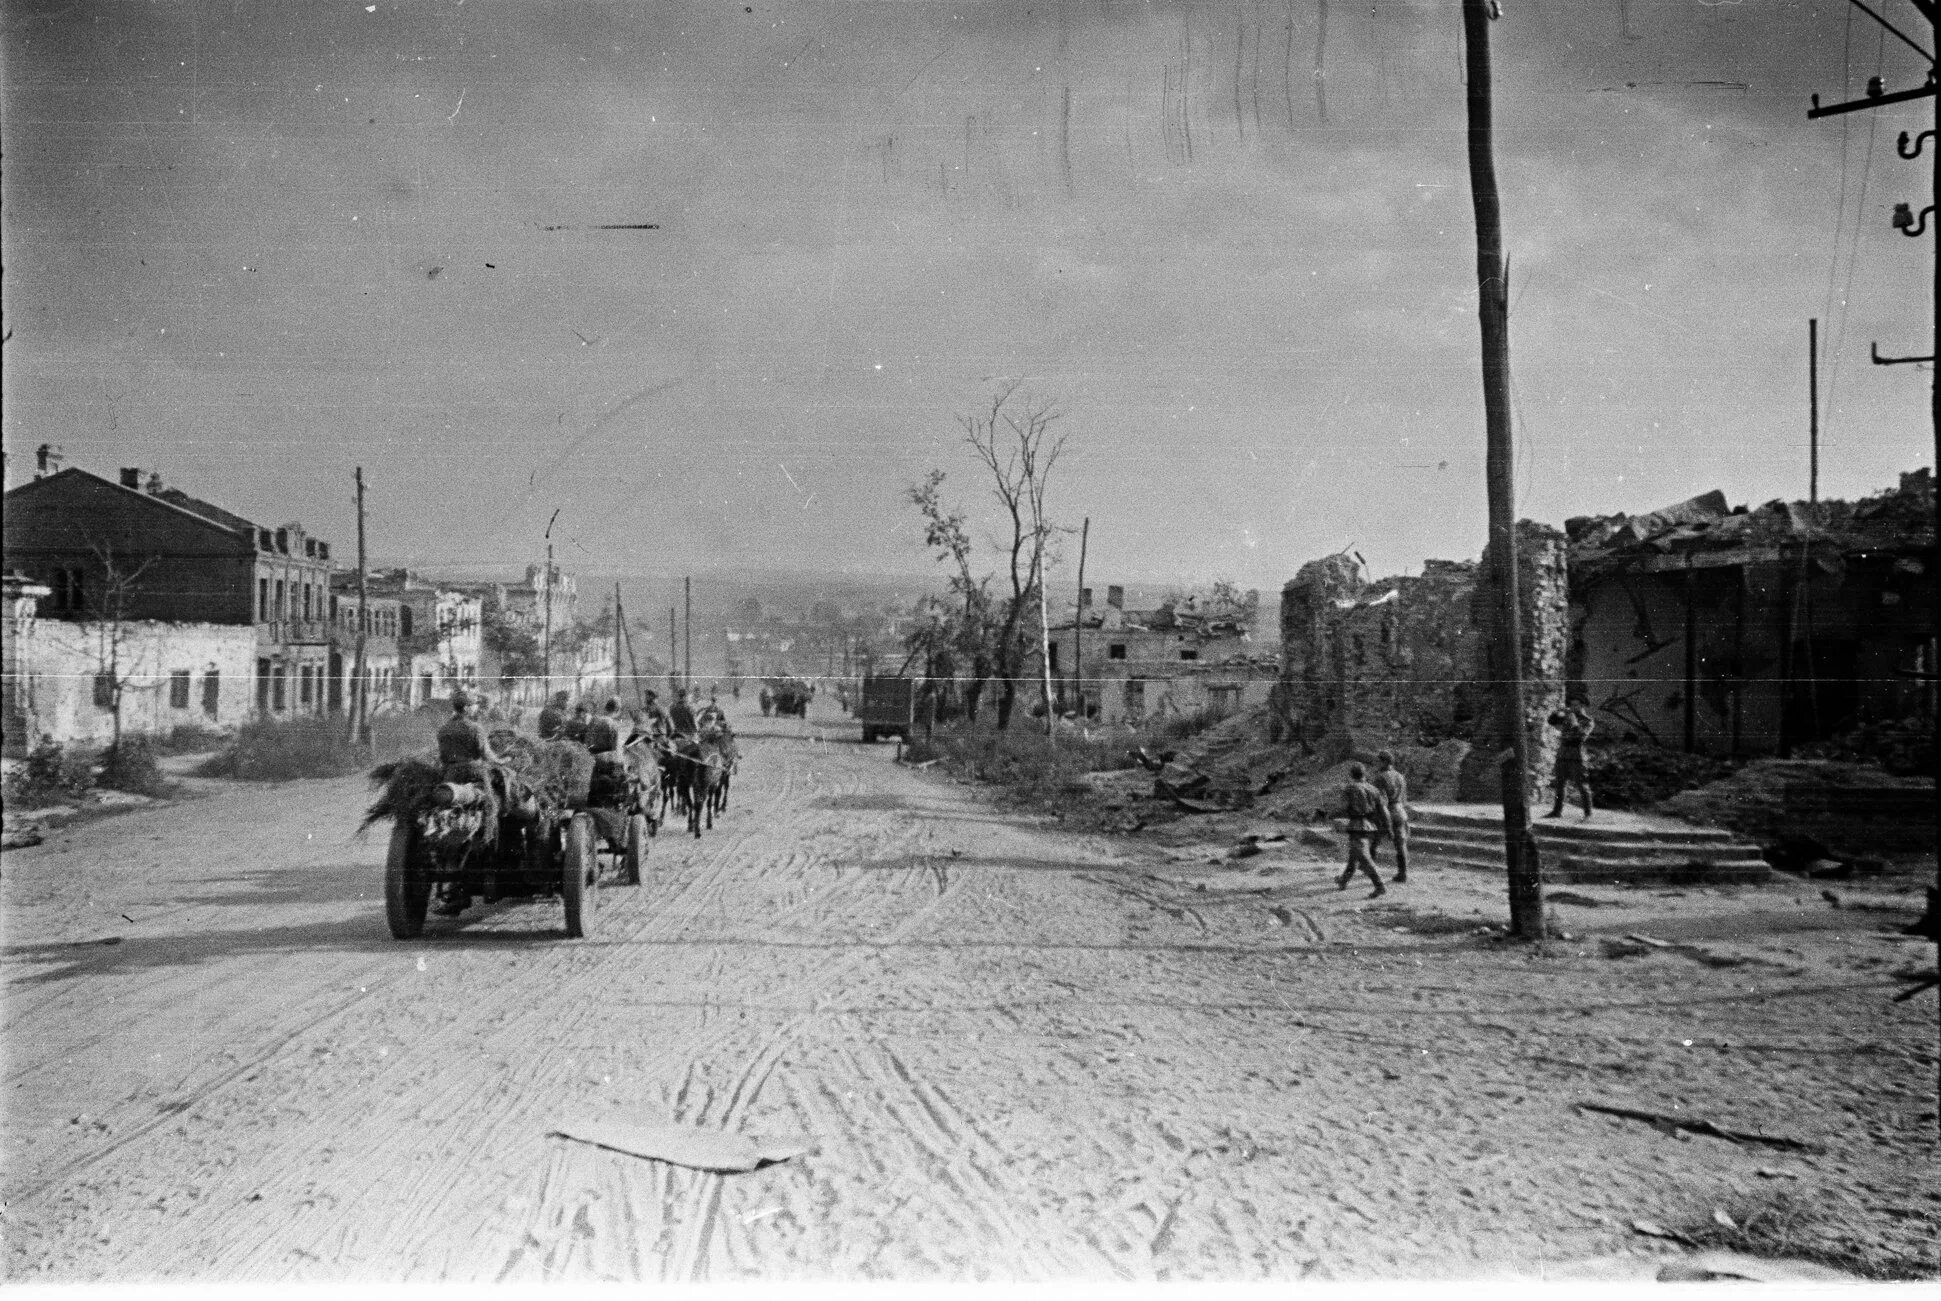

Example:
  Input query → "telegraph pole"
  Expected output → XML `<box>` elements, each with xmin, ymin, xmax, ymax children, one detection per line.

<box><xmin>351</xmin><ymin>467</ymin><xmax>370</xmax><ymax>745</ymax></box>
<box><xmin>1462</xmin><ymin>0</ymin><xmax>1545</xmax><ymax>940</ymax></box>
<box><xmin>1073</xmin><ymin>516</ymin><xmax>1090</xmax><ymax>717</ymax></box>
<box><xmin>668</xmin><ymin>605</ymin><xmax>678</xmax><ymax>695</ymax></box>
<box><xmin>613</xmin><ymin>582</ymin><xmax>625</xmax><ymax>702</ymax></box>
<box><xmin>1806</xmin><ymin>0</ymin><xmax>1937</xmax><ymax>1126</ymax></box>
<box><xmin>542</xmin><ymin>508</ymin><xmax>560</xmax><ymax>704</ymax></box>
<box><xmin>1809</xmin><ymin>318</ymin><xmax>1821</xmax><ymax>504</ymax></box>
<box><xmin>684</xmin><ymin>576</ymin><xmax>693</xmax><ymax>687</ymax></box>
<box><xmin>1037</xmin><ymin>546</ymin><xmax>1055</xmax><ymax>737</ymax></box>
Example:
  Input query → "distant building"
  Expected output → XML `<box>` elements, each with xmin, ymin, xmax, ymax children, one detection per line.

<box><xmin>1044</xmin><ymin>584</ymin><xmax>1277</xmax><ymax>725</ymax></box>
<box><xmin>365</xmin><ymin>569</ymin><xmax>483</xmax><ymax>708</ymax></box>
<box><xmin>327</xmin><ymin>574</ymin><xmax>406</xmax><ymax>714</ymax></box>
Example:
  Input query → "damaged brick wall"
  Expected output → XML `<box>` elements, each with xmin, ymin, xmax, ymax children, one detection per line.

<box><xmin>1457</xmin><ymin>523</ymin><xmax>1568</xmax><ymax>801</ymax></box>
<box><xmin>1277</xmin><ymin>552</ymin><xmax>1360</xmax><ymax>750</ymax></box>
<box><xmin>1281</xmin><ymin>523</ymin><xmax>1569</xmax><ymax>803</ymax></box>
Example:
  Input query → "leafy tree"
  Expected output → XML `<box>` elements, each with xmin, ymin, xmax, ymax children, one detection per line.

<box><xmin>481</xmin><ymin>594</ymin><xmax>543</xmax><ymax>685</ymax></box>
<box><xmin>907</xmin><ymin>382</ymin><xmax>1066</xmax><ymax>729</ymax></box>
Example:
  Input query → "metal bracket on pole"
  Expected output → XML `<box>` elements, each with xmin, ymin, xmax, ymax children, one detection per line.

<box><xmin>1808</xmin><ymin>78</ymin><xmax>1937</xmax><ymax>119</ymax></box>
<box><xmin>1873</xmin><ymin>342</ymin><xmax>1937</xmax><ymax>366</ymax></box>
<box><xmin>1902</xmin><ymin>128</ymin><xmax>1938</xmax><ymax>159</ymax></box>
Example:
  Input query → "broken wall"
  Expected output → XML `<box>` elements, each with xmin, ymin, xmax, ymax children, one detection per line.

<box><xmin>1459</xmin><ymin>523</ymin><xmax>1569</xmax><ymax>801</ymax></box>
<box><xmin>1280</xmin><ymin>522</ymin><xmax>1569</xmax><ymax>801</ymax></box>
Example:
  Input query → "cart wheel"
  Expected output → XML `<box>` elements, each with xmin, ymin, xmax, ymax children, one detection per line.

<box><xmin>562</xmin><ymin>813</ymin><xmax>598</xmax><ymax>938</ymax></box>
<box><xmin>624</xmin><ymin>813</ymin><xmax>647</xmax><ymax>885</ymax></box>
<box><xmin>384</xmin><ymin>822</ymin><xmax>429</xmax><ymax>939</ymax></box>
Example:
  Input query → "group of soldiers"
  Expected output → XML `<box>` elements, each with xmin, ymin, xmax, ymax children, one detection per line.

<box><xmin>434</xmin><ymin>685</ymin><xmax>733</xmax><ymax>772</ymax></box>
<box><xmin>1332</xmin><ymin>704</ymin><xmax>1597</xmax><ymax>898</ymax></box>
<box><xmin>531</xmin><ymin>685</ymin><xmax>729</xmax><ymax>750</ymax></box>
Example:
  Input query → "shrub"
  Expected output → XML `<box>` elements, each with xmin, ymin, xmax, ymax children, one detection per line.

<box><xmin>7</xmin><ymin>736</ymin><xmax>95</xmax><ymax>803</ymax></box>
<box><xmin>1137</xmin><ymin>705</ymin><xmax>1232</xmax><ymax>748</ymax></box>
<box><xmin>903</xmin><ymin>718</ymin><xmax>1130</xmax><ymax>810</ymax></box>
<box><xmin>99</xmin><ymin>735</ymin><xmax>170</xmax><ymax>797</ymax></box>
<box><xmin>199</xmin><ymin>711</ymin><xmax>440</xmax><ymax>782</ymax></box>
<box><xmin>152</xmin><ymin>723</ymin><xmax>231</xmax><ymax>755</ymax></box>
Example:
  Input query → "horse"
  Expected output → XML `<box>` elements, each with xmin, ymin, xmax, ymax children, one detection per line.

<box><xmin>700</xmin><ymin>724</ymin><xmax>738</xmax><ymax>820</ymax></box>
<box><xmin>658</xmin><ymin>736</ymin><xmax>723</xmax><ymax>837</ymax></box>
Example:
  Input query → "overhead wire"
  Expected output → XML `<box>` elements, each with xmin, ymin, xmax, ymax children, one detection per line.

<box><xmin>1820</xmin><ymin>25</ymin><xmax>1890</xmax><ymax>479</ymax></box>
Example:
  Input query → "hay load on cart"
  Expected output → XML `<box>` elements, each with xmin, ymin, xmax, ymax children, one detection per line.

<box><xmin>364</xmin><ymin>731</ymin><xmax>603</xmax><ymax>940</ymax></box>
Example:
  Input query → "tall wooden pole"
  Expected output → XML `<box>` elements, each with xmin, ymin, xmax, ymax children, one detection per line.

<box><xmin>613</xmin><ymin>582</ymin><xmax>624</xmax><ymax>702</ymax></box>
<box><xmin>1809</xmin><ymin>317</ymin><xmax>1820</xmax><ymax>504</ymax></box>
<box><xmin>352</xmin><ymin>467</ymin><xmax>370</xmax><ymax>745</ymax></box>
<box><xmin>1462</xmin><ymin>0</ymin><xmax>1545</xmax><ymax>939</ymax></box>
<box><xmin>668</xmin><ymin>605</ymin><xmax>678</xmax><ymax>696</ymax></box>
<box><xmin>542</xmin><ymin>542</ymin><xmax>554</xmax><ymax>702</ymax></box>
<box><xmin>1037</xmin><ymin>546</ymin><xmax>1055</xmax><ymax>737</ymax></box>
<box><xmin>1072</xmin><ymin>516</ymin><xmax>1090</xmax><ymax>717</ymax></box>
<box><xmin>684</xmin><ymin>576</ymin><xmax>693</xmax><ymax>687</ymax></box>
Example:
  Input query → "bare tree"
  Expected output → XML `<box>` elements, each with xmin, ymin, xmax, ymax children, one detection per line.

<box><xmin>962</xmin><ymin>383</ymin><xmax>1065</xmax><ymax>730</ymax></box>
<box><xmin>85</xmin><ymin>541</ymin><xmax>159</xmax><ymax>748</ymax></box>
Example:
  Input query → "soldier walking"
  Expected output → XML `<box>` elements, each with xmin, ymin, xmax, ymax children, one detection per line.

<box><xmin>1370</xmin><ymin>749</ymin><xmax>1411</xmax><ymax>884</ymax></box>
<box><xmin>1335</xmin><ymin>762</ymin><xmax>1392</xmax><ymax>898</ymax></box>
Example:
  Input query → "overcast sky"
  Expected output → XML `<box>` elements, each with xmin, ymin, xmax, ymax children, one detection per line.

<box><xmin>3</xmin><ymin>0</ymin><xmax>1933</xmax><ymax>594</ymax></box>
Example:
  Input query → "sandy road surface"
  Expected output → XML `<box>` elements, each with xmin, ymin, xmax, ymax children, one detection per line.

<box><xmin>5</xmin><ymin>708</ymin><xmax>1937</xmax><ymax>1282</ymax></box>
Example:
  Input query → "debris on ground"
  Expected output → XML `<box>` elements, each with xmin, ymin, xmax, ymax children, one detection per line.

<box><xmin>1630</xmin><ymin>1218</ymin><xmax>1690</xmax><ymax>1244</ymax></box>
<box><xmin>551</xmin><ymin>1119</ymin><xmax>811</xmax><ymax>1172</ymax></box>
<box><xmin>1655</xmin><ymin>1250</ymin><xmax>1857</xmax><ymax>1283</ymax></box>
<box><xmin>1578</xmin><ymin>1102</ymin><xmax>1815</xmax><ymax>1151</ymax></box>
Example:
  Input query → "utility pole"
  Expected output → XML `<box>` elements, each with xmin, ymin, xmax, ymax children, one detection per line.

<box><xmin>1072</xmin><ymin>516</ymin><xmax>1090</xmax><ymax>718</ymax></box>
<box><xmin>613</xmin><ymin>582</ymin><xmax>625</xmax><ymax>703</ymax></box>
<box><xmin>1462</xmin><ymin>0</ymin><xmax>1545</xmax><ymax>940</ymax></box>
<box><xmin>1809</xmin><ymin>0</ymin><xmax>1939</xmax><ymax>1122</ymax></box>
<box><xmin>542</xmin><ymin>508</ymin><xmax>559</xmax><ymax>704</ymax></box>
<box><xmin>684</xmin><ymin>576</ymin><xmax>693</xmax><ymax>687</ymax></box>
<box><xmin>1809</xmin><ymin>318</ymin><xmax>1821</xmax><ymax>504</ymax></box>
<box><xmin>351</xmin><ymin>467</ymin><xmax>370</xmax><ymax>745</ymax></box>
<box><xmin>668</xmin><ymin>605</ymin><xmax>678</xmax><ymax>696</ymax></box>
<box><xmin>1036</xmin><ymin>546</ymin><xmax>1055</xmax><ymax>737</ymax></box>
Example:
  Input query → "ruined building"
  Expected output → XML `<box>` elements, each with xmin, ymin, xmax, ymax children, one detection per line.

<box><xmin>1278</xmin><ymin>523</ymin><xmax>1567</xmax><ymax>801</ymax></box>
<box><xmin>1276</xmin><ymin>471</ymin><xmax>1937</xmax><ymax>799</ymax></box>
<box><xmin>1569</xmin><ymin>471</ymin><xmax>1935</xmax><ymax>757</ymax></box>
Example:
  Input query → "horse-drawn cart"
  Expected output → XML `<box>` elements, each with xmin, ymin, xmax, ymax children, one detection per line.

<box><xmin>367</xmin><ymin>733</ymin><xmax>615</xmax><ymax>940</ymax></box>
<box><xmin>583</xmin><ymin>739</ymin><xmax>659</xmax><ymax>885</ymax></box>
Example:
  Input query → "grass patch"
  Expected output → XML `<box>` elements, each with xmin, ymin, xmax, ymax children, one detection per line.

<box><xmin>1672</xmin><ymin>1191</ymin><xmax>1937</xmax><ymax>1281</ymax></box>
<box><xmin>902</xmin><ymin>719</ymin><xmax>1134</xmax><ymax>813</ymax></box>
<box><xmin>198</xmin><ymin>712</ymin><xmax>441</xmax><ymax>782</ymax></box>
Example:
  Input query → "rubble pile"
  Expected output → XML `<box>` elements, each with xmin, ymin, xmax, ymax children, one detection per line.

<box><xmin>1584</xmin><ymin>740</ymin><xmax>1737</xmax><ymax>810</ymax></box>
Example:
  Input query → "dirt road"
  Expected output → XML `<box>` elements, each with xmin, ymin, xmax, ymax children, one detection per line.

<box><xmin>5</xmin><ymin>707</ymin><xmax>1937</xmax><ymax>1282</ymax></box>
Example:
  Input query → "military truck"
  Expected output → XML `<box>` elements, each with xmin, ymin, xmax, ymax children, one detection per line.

<box><xmin>857</xmin><ymin>673</ymin><xmax>917</xmax><ymax>744</ymax></box>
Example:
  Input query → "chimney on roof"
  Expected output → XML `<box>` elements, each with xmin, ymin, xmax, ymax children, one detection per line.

<box><xmin>146</xmin><ymin>472</ymin><xmax>163</xmax><ymax>494</ymax></box>
<box><xmin>36</xmin><ymin>444</ymin><xmax>63</xmax><ymax>479</ymax></box>
<box><xmin>1106</xmin><ymin>585</ymin><xmax>1124</xmax><ymax>609</ymax></box>
<box><xmin>120</xmin><ymin>467</ymin><xmax>142</xmax><ymax>488</ymax></box>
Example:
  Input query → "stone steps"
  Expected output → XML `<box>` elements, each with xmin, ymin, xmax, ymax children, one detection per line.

<box><xmin>1401</xmin><ymin>806</ymin><xmax>1771</xmax><ymax>885</ymax></box>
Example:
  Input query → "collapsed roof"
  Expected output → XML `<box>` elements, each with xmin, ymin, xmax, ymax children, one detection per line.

<box><xmin>1566</xmin><ymin>469</ymin><xmax>1935</xmax><ymax>578</ymax></box>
